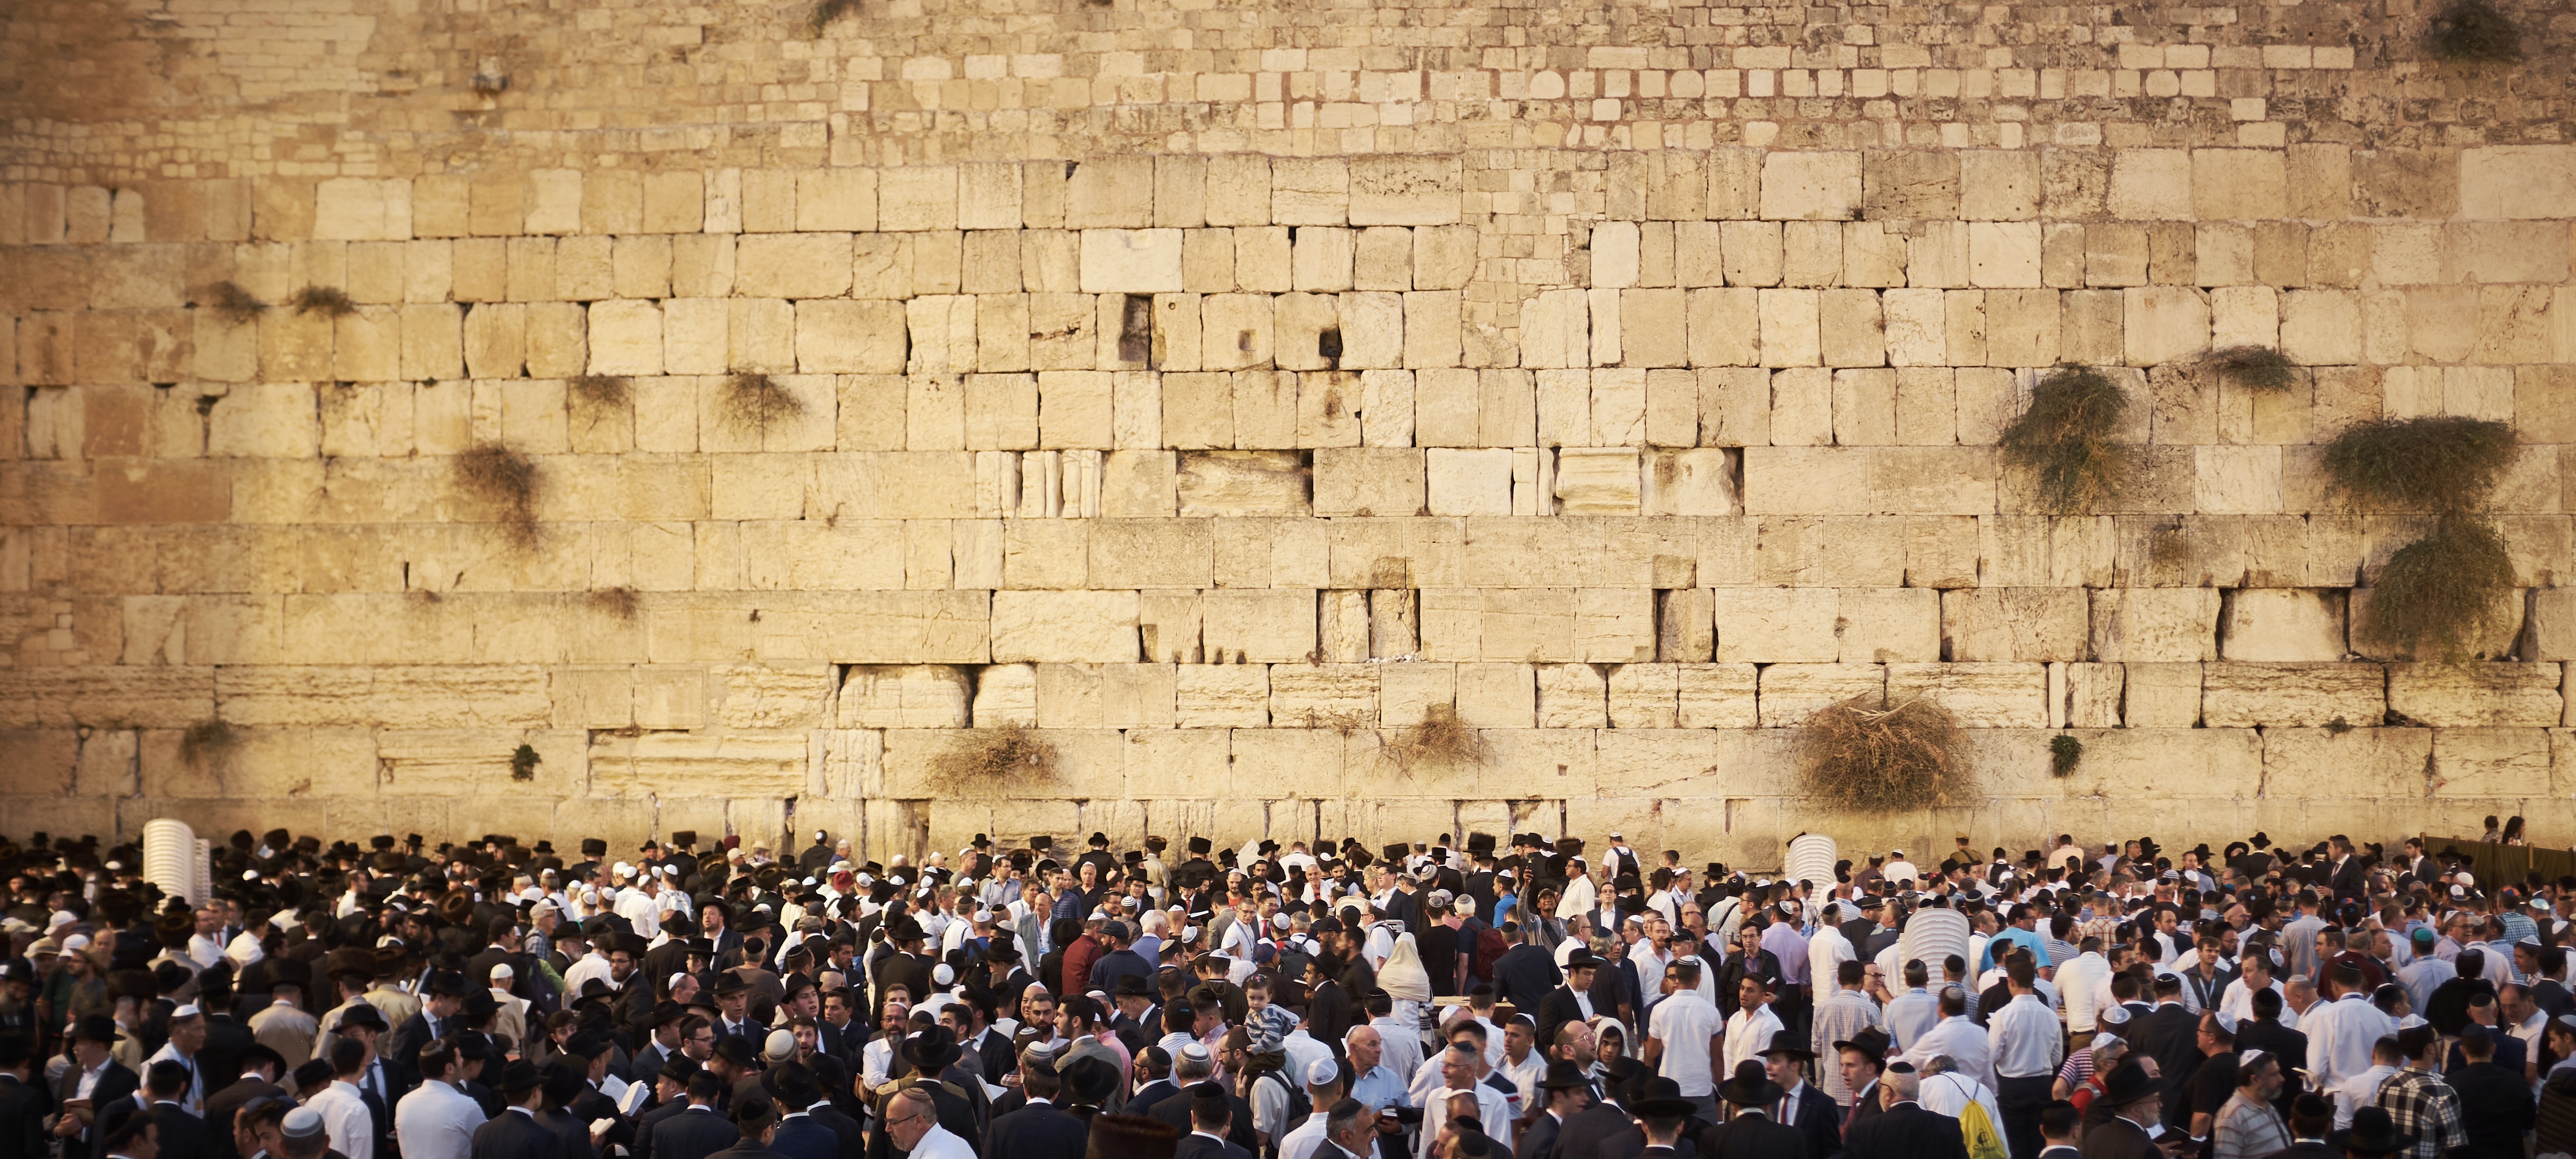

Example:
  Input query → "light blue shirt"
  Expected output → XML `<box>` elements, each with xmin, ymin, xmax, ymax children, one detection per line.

<box><xmin>1350</xmin><ymin>1063</ymin><xmax>1412</xmax><ymax>1112</ymax></box>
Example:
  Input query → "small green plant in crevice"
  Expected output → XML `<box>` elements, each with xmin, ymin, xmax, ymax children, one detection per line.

<box><xmin>205</xmin><ymin>281</ymin><xmax>268</xmax><ymax>324</ymax></box>
<box><xmin>569</xmin><ymin>374</ymin><xmax>631</xmax><ymax>408</ymax></box>
<box><xmin>181</xmin><ymin>720</ymin><xmax>241</xmax><ymax>768</ymax></box>
<box><xmin>1797</xmin><ymin>695</ymin><xmax>1973</xmax><ymax>812</ymax></box>
<box><xmin>2427</xmin><ymin>0</ymin><xmax>2522</xmax><ymax>62</ymax></box>
<box><xmin>454</xmin><ymin>443</ymin><xmax>540</xmax><ymax>551</ymax></box>
<box><xmin>2324</xmin><ymin>716</ymin><xmax>2355</xmax><ymax>736</ymax></box>
<box><xmin>2321</xmin><ymin>416</ymin><xmax>2517</xmax><ymax>512</ymax></box>
<box><xmin>2203</xmin><ymin>346</ymin><xmax>2296</xmax><ymax>394</ymax></box>
<box><xmin>2360</xmin><ymin>512</ymin><xmax>2517</xmax><ymax>661</ymax></box>
<box><xmin>720</xmin><ymin>372</ymin><xmax>804</xmax><ymax>435</ymax></box>
<box><xmin>287</xmin><ymin>286</ymin><xmax>358</xmax><ymax>319</ymax></box>
<box><xmin>588</xmin><ymin>586</ymin><xmax>641</xmax><ymax>621</ymax></box>
<box><xmin>2000</xmin><ymin>365</ymin><xmax>2130</xmax><ymax>515</ymax></box>
<box><xmin>509</xmin><ymin>743</ymin><xmax>541</xmax><ymax>782</ymax></box>
<box><xmin>808</xmin><ymin>0</ymin><xmax>858</xmax><ymax>34</ymax></box>
<box><xmin>2049</xmin><ymin>733</ymin><xmax>2084</xmax><ymax>778</ymax></box>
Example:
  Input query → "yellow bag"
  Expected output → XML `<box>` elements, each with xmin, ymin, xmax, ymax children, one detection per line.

<box><xmin>1958</xmin><ymin>1096</ymin><xmax>2011</xmax><ymax>1159</ymax></box>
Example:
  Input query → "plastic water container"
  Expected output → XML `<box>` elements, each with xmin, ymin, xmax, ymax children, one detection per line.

<box><xmin>142</xmin><ymin>819</ymin><xmax>202</xmax><ymax>906</ymax></box>
<box><xmin>1785</xmin><ymin>834</ymin><xmax>1838</xmax><ymax>890</ymax></box>
<box><xmin>1896</xmin><ymin>906</ymin><xmax>1972</xmax><ymax>984</ymax></box>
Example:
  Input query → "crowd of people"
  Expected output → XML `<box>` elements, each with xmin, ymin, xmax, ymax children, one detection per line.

<box><xmin>3</xmin><ymin>820</ymin><xmax>2573</xmax><ymax>1159</ymax></box>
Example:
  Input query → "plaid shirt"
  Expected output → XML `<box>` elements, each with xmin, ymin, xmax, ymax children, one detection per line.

<box><xmin>2373</xmin><ymin>1065</ymin><xmax>2467</xmax><ymax>1159</ymax></box>
<box><xmin>1808</xmin><ymin>987</ymin><xmax>1884</xmax><ymax>1106</ymax></box>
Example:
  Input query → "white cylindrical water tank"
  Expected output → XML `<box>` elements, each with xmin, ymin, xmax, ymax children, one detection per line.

<box><xmin>1785</xmin><ymin>834</ymin><xmax>1838</xmax><ymax>890</ymax></box>
<box><xmin>143</xmin><ymin>819</ymin><xmax>200</xmax><ymax>906</ymax></box>
<box><xmin>1897</xmin><ymin>906</ymin><xmax>1973</xmax><ymax>985</ymax></box>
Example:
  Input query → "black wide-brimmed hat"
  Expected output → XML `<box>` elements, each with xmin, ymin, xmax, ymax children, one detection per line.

<box><xmin>1716</xmin><ymin>1060</ymin><xmax>1784</xmax><ymax>1107</ymax></box>
<box><xmin>2330</xmin><ymin>1107</ymin><xmax>2414</xmax><ymax>1156</ymax></box>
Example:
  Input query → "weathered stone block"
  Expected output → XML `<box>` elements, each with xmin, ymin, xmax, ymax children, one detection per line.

<box><xmin>990</xmin><ymin>591</ymin><xmax>1137</xmax><ymax>663</ymax></box>
<box><xmin>1712</xmin><ymin>588</ymin><xmax>1838</xmax><ymax>662</ymax></box>
<box><xmin>2200</xmin><ymin>662</ymin><xmax>2383</xmax><ymax>728</ymax></box>
<box><xmin>1886</xmin><ymin>662</ymin><xmax>2045</xmax><ymax>727</ymax></box>
<box><xmin>1757</xmin><ymin>663</ymin><xmax>1884</xmax><ymax>726</ymax></box>
<box><xmin>1761</xmin><ymin>152</ymin><xmax>1862</xmax><ymax>221</ymax></box>
<box><xmin>2387</xmin><ymin>663</ymin><xmax>2562</xmax><ymax>726</ymax></box>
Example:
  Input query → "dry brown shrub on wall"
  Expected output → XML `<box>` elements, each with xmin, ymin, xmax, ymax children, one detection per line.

<box><xmin>929</xmin><ymin>722</ymin><xmax>1061</xmax><ymax>794</ymax></box>
<box><xmin>2202</xmin><ymin>346</ymin><xmax>2296</xmax><ymax>393</ymax></box>
<box><xmin>1383</xmin><ymin>704</ymin><xmax>1484</xmax><ymax>774</ymax></box>
<box><xmin>455</xmin><ymin>443</ymin><xmax>540</xmax><ymax>551</ymax></box>
<box><xmin>721</xmin><ymin>373</ymin><xmax>805</xmax><ymax>435</ymax></box>
<box><xmin>569</xmin><ymin>374</ymin><xmax>631</xmax><ymax>408</ymax></box>
<box><xmin>1999</xmin><ymin>366</ymin><xmax>2129</xmax><ymax>515</ymax></box>
<box><xmin>1797</xmin><ymin>695</ymin><xmax>1973</xmax><ymax>812</ymax></box>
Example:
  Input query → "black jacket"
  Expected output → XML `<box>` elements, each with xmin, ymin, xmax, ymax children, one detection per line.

<box><xmin>1553</xmin><ymin>1099</ymin><xmax>1644</xmax><ymax>1159</ymax></box>
<box><xmin>2126</xmin><ymin>1005</ymin><xmax>2202</xmax><ymax>1118</ymax></box>
<box><xmin>56</xmin><ymin>1060</ymin><xmax>142</xmax><ymax>1159</ymax></box>
<box><xmin>1535</xmin><ymin>987</ymin><xmax>1594</xmax><ymax>1058</ymax></box>
<box><xmin>1780</xmin><ymin>1084</ymin><xmax>1841</xmax><ymax>1159</ymax></box>
<box><xmin>985</xmin><ymin>1100</ymin><xmax>1090</xmax><ymax>1159</ymax></box>
<box><xmin>1697</xmin><ymin>1112</ymin><xmax>1806</xmax><ymax>1159</ymax></box>
<box><xmin>1841</xmin><ymin>1103</ymin><xmax>1969</xmax><ymax>1159</ymax></box>
<box><xmin>1523</xmin><ymin>1112</ymin><xmax>1566</xmax><ymax>1159</ymax></box>
<box><xmin>1145</xmin><ymin>1082</ymin><xmax>1258</xmax><ymax>1155</ymax></box>
<box><xmin>1173</xmin><ymin>1134</ymin><xmax>1256</xmax><ymax>1159</ymax></box>
<box><xmin>143</xmin><ymin>1101</ymin><xmax>220</xmax><ymax>1159</ymax></box>
<box><xmin>470</xmin><ymin>1109</ymin><xmax>571</xmax><ymax>1159</ymax></box>
<box><xmin>0</xmin><ymin>1073</ymin><xmax>44</xmax><ymax>1159</ymax></box>
<box><xmin>2074</xmin><ymin>1116</ymin><xmax>2159</xmax><ymax>1159</ymax></box>
<box><xmin>1495</xmin><ymin>946</ymin><xmax>1563</xmax><ymax>1012</ymax></box>
<box><xmin>649</xmin><ymin>1107</ymin><xmax>738</xmax><ymax>1159</ymax></box>
<box><xmin>2449</xmin><ymin>1060</ymin><xmax>2536</xmax><ymax>1159</ymax></box>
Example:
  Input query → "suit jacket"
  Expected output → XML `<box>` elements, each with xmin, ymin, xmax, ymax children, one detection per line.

<box><xmin>1523</xmin><ymin>1112</ymin><xmax>1567</xmax><ymax>1159</ymax></box>
<box><xmin>201</xmin><ymin>1015</ymin><xmax>257</xmax><ymax>1097</ymax></box>
<box><xmin>1495</xmin><ymin>946</ymin><xmax>1564</xmax><ymax>1012</ymax></box>
<box><xmin>1553</xmin><ymin>1100</ymin><xmax>1645</xmax><ymax>1159</ymax></box>
<box><xmin>1782</xmin><ymin>1084</ymin><xmax>1841</xmax><ymax>1159</ymax></box>
<box><xmin>650</xmin><ymin>1108</ymin><xmax>738</xmax><ymax>1159</ymax></box>
<box><xmin>2075</xmin><ymin>1116</ymin><xmax>2160</xmax><ymax>1159</ymax></box>
<box><xmin>985</xmin><ymin>1101</ymin><xmax>1090</xmax><ymax>1159</ymax></box>
<box><xmin>56</xmin><ymin>1061</ymin><xmax>142</xmax><ymax>1159</ymax></box>
<box><xmin>143</xmin><ymin>1101</ymin><xmax>220</xmax><ymax>1159</ymax></box>
<box><xmin>2449</xmin><ymin>1060</ymin><xmax>2536</xmax><ymax>1159</ymax></box>
<box><xmin>470</xmin><ymin>1109</ymin><xmax>570</xmax><ymax>1159</ymax></box>
<box><xmin>768</xmin><ymin>1117</ymin><xmax>836</xmax><ymax>1159</ymax></box>
<box><xmin>206</xmin><ymin>1077</ymin><xmax>288</xmax><ymax>1155</ymax></box>
<box><xmin>1841</xmin><ymin>1103</ymin><xmax>1969</xmax><ymax>1159</ymax></box>
<box><xmin>2126</xmin><ymin>1005</ymin><xmax>2202</xmax><ymax>1117</ymax></box>
<box><xmin>1145</xmin><ymin>1082</ymin><xmax>1259</xmax><ymax>1155</ymax></box>
<box><xmin>1699</xmin><ymin>1112</ymin><xmax>1807</xmax><ymax>1159</ymax></box>
<box><xmin>1843</xmin><ymin>1081</ymin><xmax>1885</xmax><ymax>1134</ymax></box>
<box><xmin>537</xmin><ymin>1108</ymin><xmax>595</xmax><ymax>1159</ymax></box>
<box><xmin>629</xmin><ymin>1100</ymin><xmax>689</xmax><ymax>1159</ymax></box>
<box><xmin>0</xmin><ymin>1072</ymin><xmax>44</xmax><ymax>1159</ymax></box>
<box><xmin>1173</xmin><ymin>1134</ymin><xmax>1256</xmax><ymax>1159</ymax></box>
<box><xmin>1534</xmin><ymin>986</ymin><xmax>1593</xmax><ymax>1056</ymax></box>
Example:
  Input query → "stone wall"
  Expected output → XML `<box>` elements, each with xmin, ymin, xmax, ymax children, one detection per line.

<box><xmin>3</xmin><ymin>0</ymin><xmax>2574</xmax><ymax>868</ymax></box>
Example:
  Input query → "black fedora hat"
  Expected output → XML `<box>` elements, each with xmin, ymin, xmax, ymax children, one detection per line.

<box><xmin>2096</xmin><ymin>1061</ymin><xmax>2165</xmax><ymax>1108</ymax></box>
<box><xmin>1716</xmin><ymin>1060</ymin><xmax>1784</xmax><ymax>1107</ymax></box>
<box><xmin>496</xmin><ymin>1058</ymin><xmax>545</xmax><ymax>1092</ymax></box>
<box><xmin>904</xmin><ymin>1025</ymin><xmax>963</xmax><ymax>1072</ymax></box>
<box><xmin>1058</xmin><ymin>1054</ymin><xmax>1121</xmax><ymax>1105</ymax></box>
<box><xmin>1631</xmin><ymin>1076</ymin><xmax>1700</xmax><ymax>1119</ymax></box>
<box><xmin>1757</xmin><ymin>1028</ymin><xmax>1815</xmax><ymax>1061</ymax></box>
<box><xmin>1562</xmin><ymin>946</ymin><xmax>1602</xmax><ymax>970</ymax></box>
<box><xmin>1536</xmin><ymin>1060</ymin><xmax>1593</xmax><ymax>1091</ymax></box>
<box><xmin>1832</xmin><ymin>1028</ymin><xmax>1892</xmax><ymax>1061</ymax></box>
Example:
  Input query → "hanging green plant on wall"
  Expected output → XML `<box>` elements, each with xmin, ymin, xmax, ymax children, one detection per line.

<box><xmin>2000</xmin><ymin>366</ymin><xmax>2130</xmax><ymax>515</ymax></box>
<box><xmin>2049</xmin><ymin>733</ymin><xmax>2083</xmax><ymax>777</ymax></box>
<box><xmin>2203</xmin><ymin>346</ymin><xmax>2296</xmax><ymax>394</ymax></box>
<box><xmin>2322</xmin><ymin>415</ymin><xmax>2522</xmax><ymax>661</ymax></box>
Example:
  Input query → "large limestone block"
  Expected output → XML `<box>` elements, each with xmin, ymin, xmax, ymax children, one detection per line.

<box><xmin>2216</xmin><ymin>589</ymin><xmax>2347</xmax><ymax>661</ymax></box>
<box><xmin>2122</xmin><ymin>662</ymin><xmax>2203</xmax><ymax>727</ymax></box>
<box><xmin>1941</xmin><ymin>589</ymin><xmax>2089</xmax><ymax>661</ymax></box>
<box><xmin>1271</xmin><ymin>664</ymin><xmax>1379</xmax><ymax>727</ymax></box>
<box><xmin>1202</xmin><ymin>589</ymin><xmax>1317</xmax><ymax>663</ymax></box>
<box><xmin>2055</xmin><ymin>727</ymin><xmax>2260</xmax><ymax>799</ymax></box>
<box><xmin>0</xmin><ymin>667</ymin><xmax>212</xmax><ymax>729</ymax></box>
<box><xmin>1176</xmin><ymin>664</ymin><xmax>1269</xmax><ymax>727</ymax></box>
<box><xmin>2388</xmin><ymin>663</ymin><xmax>2563</xmax><ymax>726</ymax></box>
<box><xmin>751</xmin><ymin>592</ymin><xmax>990</xmax><ymax>664</ymax></box>
<box><xmin>1607</xmin><ymin>663</ymin><xmax>1678</xmax><ymax>728</ymax></box>
<box><xmin>733</xmin><ymin>234</ymin><xmax>853</xmax><ymax>298</ymax></box>
<box><xmin>1761</xmin><ymin>152</ymin><xmax>1862</xmax><ymax>221</ymax></box>
<box><xmin>213</xmin><ymin>666</ymin><xmax>549</xmax><ymax>728</ymax></box>
<box><xmin>1555</xmin><ymin>448</ymin><xmax>1641</xmax><ymax>515</ymax></box>
<box><xmin>2261</xmin><ymin>726</ymin><xmax>2432</xmax><ymax>797</ymax></box>
<box><xmin>796</xmin><ymin>299</ymin><xmax>906</xmax><ymax>373</ymax></box>
<box><xmin>837</xmin><ymin>664</ymin><xmax>971</xmax><ymax>727</ymax></box>
<box><xmin>1838</xmin><ymin>588</ymin><xmax>1941</xmax><ymax>663</ymax></box>
<box><xmin>1453</xmin><ymin>662</ymin><xmax>1535</xmax><ymax>727</ymax></box>
<box><xmin>1348</xmin><ymin>155</ymin><xmax>1463</xmax><ymax>226</ymax></box>
<box><xmin>1079</xmin><ymin>229</ymin><xmax>1185</xmax><ymax>293</ymax></box>
<box><xmin>714</xmin><ymin>663</ymin><xmax>832</xmax><ymax>729</ymax></box>
<box><xmin>2459</xmin><ymin>147</ymin><xmax>2576</xmax><ymax>220</ymax></box>
<box><xmin>966</xmin><ymin>662</ymin><xmax>1038</xmax><ymax>727</ymax></box>
<box><xmin>1757</xmin><ymin>663</ymin><xmax>1886</xmax><ymax>726</ymax></box>
<box><xmin>2201</xmin><ymin>662</ymin><xmax>2384</xmax><ymax>728</ymax></box>
<box><xmin>1427</xmin><ymin>448</ymin><xmax>1513</xmax><ymax>517</ymax></box>
<box><xmin>314</xmin><ymin>178</ymin><xmax>413</xmax><ymax>241</ymax></box>
<box><xmin>2431</xmin><ymin>728</ymin><xmax>2553</xmax><ymax>797</ymax></box>
<box><xmin>1712</xmin><ymin>588</ymin><xmax>1838</xmax><ymax>662</ymax></box>
<box><xmin>1313</xmin><ymin>447</ymin><xmax>1425</xmax><ymax>517</ymax></box>
<box><xmin>1176</xmin><ymin>450</ymin><xmax>1308</xmax><ymax>516</ymax></box>
<box><xmin>2109</xmin><ymin>149</ymin><xmax>2193</xmax><ymax>220</ymax></box>
<box><xmin>1886</xmin><ymin>662</ymin><xmax>2046</xmax><ymax>727</ymax></box>
<box><xmin>990</xmin><ymin>591</ymin><xmax>1139</xmax><ymax>663</ymax></box>
<box><xmin>2090</xmin><ymin>588</ymin><xmax>2221</xmax><ymax>662</ymax></box>
<box><xmin>1577</xmin><ymin>589</ymin><xmax>1656</xmax><ymax>663</ymax></box>
<box><xmin>1535</xmin><ymin>663</ymin><xmax>1608</xmax><ymax>728</ymax></box>
<box><xmin>1675</xmin><ymin>663</ymin><xmax>1758</xmax><ymax>727</ymax></box>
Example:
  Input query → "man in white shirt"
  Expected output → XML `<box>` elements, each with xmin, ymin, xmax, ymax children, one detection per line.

<box><xmin>2218</xmin><ymin>950</ymin><xmax>2296</xmax><ymax>1032</ymax></box>
<box><xmin>143</xmin><ymin>1004</ymin><xmax>208</xmax><ymax>1114</ymax></box>
<box><xmin>1882</xmin><ymin>851</ymin><xmax>1920</xmax><ymax>888</ymax></box>
<box><xmin>1646</xmin><ymin>959</ymin><xmax>1724</xmax><ymax>1118</ymax></box>
<box><xmin>393</xmin><ymin>1040</ymin><xmax>486</xmax><ymax>1159</ymax></box>
<box><xmin>2056</xmin><ymin>939</ymin><xmax>2112</xmax><ymax>1039</ymax></box>
<box><xmin>2330</xmin><ymin>1036</ymin><xmax>2404</xmax><ymax>1130</ymax></box>
<box><xmin>1414</xmin><ymin>1047</ymin><xmax>1511</xmax><ymax>1159</ymax></box>
<box><xmin>304</xmin><ymin>1039</ymin><xmax>377</xmax><ymax>1159</ymax></box>
<box><xmin>1902</xmin><ymin>987</ymin><xmax>1994</xmax><ymax>1090</ymax></box>
<box><xmin>2300</xmin><ymin>965</ymin><xmax>2396</xmax><ymax>1091</ymax></box>
<box><xmin>1987</xmin><ymin>958</ymin><xmax>2065</xmax><ymax>1159</ymax></box>
<box><xmin>1278</xmin><ymin>1059</ymin><xmax>1345</xmax><ymax>1159</ymax></box>
<box><xmin>1723</xmin><ymin>974</ymin><xmax>1787</xmax><ymax>1079</ymax></box>
<box><xmin>880</xmin><ymin>1086</ymin><xmax>974</xmax><ymax>1159</ymax></box>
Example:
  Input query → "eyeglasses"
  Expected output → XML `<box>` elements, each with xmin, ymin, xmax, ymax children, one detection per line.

<box><xmin>881</xmin><ymin>1112</ymin><xmax>924</xmax><ymax>1129</ymax></box>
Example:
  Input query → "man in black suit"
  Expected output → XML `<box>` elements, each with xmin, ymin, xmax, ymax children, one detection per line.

<box><xmin>392</xmin><ymin>972</ymin><xmax>468</xmax><ymax>1074</ymax></box>
<box><xmin>1173</xmin><ymin>1086</ymin><xmax>1254</xmax><ymax>1159</ymax></box>
<box><xmin>2233</xmin><ymin>989</ymin><xmax>2307</xmax><ymax>1113</ymax></box>
<box><xmin>1495</xmin><ymin>940</ymin><xmax>1564</xmax><ymax>1015</ymax></box>
<box><xmin>468</xmin><ymin>921</ymin><xmax>532</xmax><ymax>1001</ymax></box>
<box><xmin>1146</xmin><ymin>1045</ymin><xmax>1259</xmax><ymax>1156</ymax></box>
<box><xmin>2448</xmin><ymin>1027</ymin><xmax>2533</xmax><ymax>1159</ymax></box>
<box><xmin>131</xmin><ymin>1060</ymin><xmax>218</xmax><ymax>1159</ymax></box>
<box><xmin>193</xmin><ymin>976</ymin><xmax>257</xmax><ymax>1101</ymax></box>
<box><xmin>2073</xmin><ymin>1064</ymin><xmax>2162</xmax><ymax>1159</ymax></box>
<box><xmin>56</xmin><ymin>1016</ymin><xmax>144</xmax><ymax>1159</ymax></box>
<box><xmin>650</xmin><ymin>1072</ymin><xmax>738</xmax><ymax>1159</ymax></box>
<box><xmin>1</xmin><ymin>1037</ymin><xmax>52</xmax><ymax>1159</ymax></box>
<box><xmin>2269</xmin><ymin>1093</ymin><xmax>2339</xmax><ymax>1159</ymax></box>
<box><xmin>1834</xmin><ymin>1030</ymin><xmax>1892</xmax><ymax>1136</ymax></box>
<box><xmin>630</xmin><ymin>1060</ymin><xmax>699</xmax><ymax>1159</ymax></box>
<box><xmin>1694</xmin><ymin>1062</ymin><xmax>1804</xmax><ymax>1159</ymax></box>
<box><xmin>204</xmin><ymin>1046</ymin><xmax>289</xmax><ymax>1159</ymax></box>
<box><xmin>1551</xmin><ymin>1059</ymin><xmax>1645</xmax><ymax>1159</ymax></box>
<box><xmin>2125</xmin><ymin>978</ymin><xmax>2201</xmax><ymax>1123</ymax></box>
<box><xmin>1535</xmin><ymin>948</ymin><xmax>1603</xmax><ymax>1059</ymax></box>
<box><xmin>1759</xmin><ymin>1031</ymin><xmax>1839</xmax><ymax>1159</ymax></box>
<box><xmin>983</xmin><ymin>1057</ymin><xmax>1089</xmax><ymax>1159</ymax></box>
<box><xmin>470</xmin><ymin>1061</ymin><xmax>567</xmax><ymax>1159</ymax></box>
<box><xmin>1523</xmin><ymin>1061</ymin><xmax>1593</xmax><ymax>1159</ymax></box>
<box><xmin>1841</xmin><ymin>1065</ymin><xmax>1970</xmax><ymax>1159</ymax></box>
<box><xmin>768</xmin><ymin>1063</ymin><xmax>860</xmax><ymax>1159</ymax></box>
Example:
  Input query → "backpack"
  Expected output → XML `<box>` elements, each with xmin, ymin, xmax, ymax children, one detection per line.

<box><xmin>1255</xmin><ymin>1070</ymin><xmax>1311</xmax><ymax>1159</ymax></box>
<box><xmin>1956</xmin><ymin>1092</ymin><xmax>2009</xmax><ymax>1159</ymax></box>
<box><xmin>1473</xmin><ymin>925</ymin><xmax>1510</xmax><ymax>981</ymax></box>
